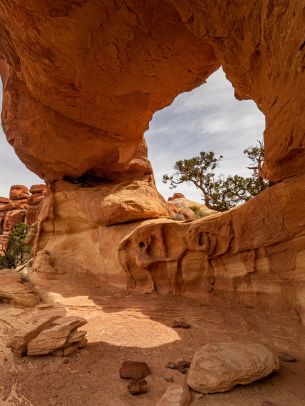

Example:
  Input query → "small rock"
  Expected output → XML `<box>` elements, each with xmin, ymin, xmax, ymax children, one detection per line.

<box><xmin>156</xmin><ymin>384</ymin><xmax>191</xmax><ymax>406</ymax></box>
<box><xmin>172</xmin><ymin>321</ymin><xmax>191</xmax><ymax>329</ymax></box>
<box><xmin>176</xmin><ymin>360</ymin><xmax>191</xmax><ymax>374</ymax></box>
<box><xmin>166</xmin><ymin>362</ymin><xmax>177</xmax><ymax>370</ymax></box>
<box><xmin>187</xmin><ymin>342</ymin><xmax>279</xmax><ymax>394</ymax></box>
<box><xmin>164</xmin><ymin>376</ymin><xmax>174</xmax><ymax>383</ymax></box>
<box><xmin>165</xmin><ymin>360</ymin><xmax>191</xmax><ymax>374</ymax></box>
<box><xmin>278</xmin><ymin>352</ymin><xmax>296</xmax><ymax>362</ymax></box>
<box><xmin>261</xmin><ymin>401</ymin><xmax>276</xmax><ymax>406</ymax></box>
<box><xmin>63</xmin><ymin>358</ymin><xmax>70</xmax><ymax>364</ymax></box>
<box><xmin>128</xmin><ymin>379</ymin><xmax>148</xmax><ymax>395</ymax></box>
<box><xmin>120</xmin><ymin>361</ymin><xmax>151</xmax><ymax>380</ymax></box>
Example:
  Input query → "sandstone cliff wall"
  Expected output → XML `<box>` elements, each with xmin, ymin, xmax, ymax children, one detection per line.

<box><xmin>0</xmin><ymin>1</ymin><xmax>304</xmax><ymax>318</ymax></box>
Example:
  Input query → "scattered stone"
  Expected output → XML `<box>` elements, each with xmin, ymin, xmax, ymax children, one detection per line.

<box><xmin>156</xmin><ymin>384</ymin><xmax>191</xmax><ymax>406</ymax></box>
<box><xmin>119</xmin><ymin>361</ymin><xmax>151</xmax><ymax>380</ymax></box>
<box><xmin>278</xmin><ymin>352</ymin><xmax>296</xmax><ymax>362</ymax></box>
<box><xmin>172</xmin><ymin>321</ymin><xmax>191</xmax><ymax>329</ymax></box>
<box><xmin>164</xmin><ymin>376</ymin><xmax>174</xmax><ymax>383</ymax></box>
<box><xmin>187</xmin><ymin>342</ymin><xmax>279</xmax><ymax>394</ymax></box>
<box><xmin>6</xmin><ymin>306</ymin><xmax>87</xmax><ymax>357</ymax></box>
<box><xmin>0</xmin><ymin>270</ymin><xmax>39</xmax><ymax>307</ymax></box>
<box><xmin>176</xmin><ymin>360</ymin><xmax>191</xmax><ymax>374</ymax></box>
<box><xmin>166</xmin><ymin>362</ymin><xmax>177</xmax><ymax>370</ymax></box>
<box><xmin>165</xmin><ymin>360</ymin><xmax>191</xmax><ymax>374</ymax></box>
<box><xmin>128</xmin><ymin>379</ymin><xmax>148</xmax><ymax>395</ymax></box>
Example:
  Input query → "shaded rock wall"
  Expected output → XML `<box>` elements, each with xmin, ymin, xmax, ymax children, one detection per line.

<box><xmin>0</xmin><ymin>2</ymin><xmax>304</xmax><ymax>317</ymax></box>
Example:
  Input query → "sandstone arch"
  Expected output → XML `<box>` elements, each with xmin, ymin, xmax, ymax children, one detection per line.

<box><xmin>0</xmin><ymin>1</ymin><xmax>304</xmax><ymax>318</ymax></box>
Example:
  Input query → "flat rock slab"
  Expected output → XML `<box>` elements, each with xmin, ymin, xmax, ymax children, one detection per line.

<box><xmin>119</xmin><ymin>361</ymin><xmax>151</xmax><ymax>380</ymax></box>
<box><xmin>156</xmin><ymin>384</ymin><xmax>191</xmax><ymax>406</ymax></box>
<box><xmin>6</xmin><ymin>306</ymin><xmax>87</xmax><ymax>356</ymax></box>
<box><xmin>187</xmin><ymin>342</ymin><xmax>279</xmax><ymax>394</ymax></box>
<box><xmin>0</xmin><ymin>270</ymin><xmax>39</xmax><ymax>307</ymax></box>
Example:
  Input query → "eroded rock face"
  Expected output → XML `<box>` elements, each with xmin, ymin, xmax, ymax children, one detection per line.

<box><xmin>0</xmin><ymin>184</ymin><xmax>46</xmax><ymax>253</ymax></box>
<box><xmin>0</xmin><ymin>1</ymin><xmax>304</xmax><ymax>318</ymax></box>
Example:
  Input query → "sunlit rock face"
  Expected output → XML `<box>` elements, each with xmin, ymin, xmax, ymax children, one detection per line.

<box><xmin>0</xmin><ymin>2</ymin><xmax>304</xmax><ymax>318</ymax></box>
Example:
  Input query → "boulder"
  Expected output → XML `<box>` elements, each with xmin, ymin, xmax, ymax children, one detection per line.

<box><xmin>9</xmin><ymin>185</ymin><xmax>30</xmax><ymax>200</ymax></box>
<box><xmin>187</xmin><ymin>342</ymin><xmax>279</xmax><ymax>393</ymax></box>
<box><xmin>0</xmin><ymin>270</ymin><xmax>39</xmax><ymax>307</ymax></box>
<box><xmin>6</xmin><ymin>306</ymin><xmax>64</xmax><ymax>356</ymax></box>
<box><xmin>156</xmin><ymin>384</ymin><xmax>191</xmax><ymax>406</ymax></box>
<box><xmin>29</xmin><ymin>184</ymin><xmax>47</xmax><ymax>195</ymax></box>
<box><xmin>7</xmin><ymin>306</ymin><xmax>87</xmax><ymax>357</ymax></box>
<box><xmin>119</xmin><ymin>361</ymin><xmax>151</xmax><ymax>380</ymax></box>
<box><xmin>100</xmin><ymin>178</ymin><xmax>170</xmax><ymax>225</ymax></box>
<box><xmin>27</xmin><ymin>316</ymin><xmax>87</xmax><ymax>355</ymax></box>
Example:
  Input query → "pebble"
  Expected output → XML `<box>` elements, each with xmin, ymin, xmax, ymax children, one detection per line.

<box><xmin>172</xmin><ymin>321</ymin><xmax>191</xmax><ymax>329</ymax></box>
<box><xmin>278</xmin><ymin>352</ymin><xmax>296</xmax><ymax>362</ymax></box>
<box><xmin>128</xmin><ymin>379</ymin><xmax>148</xmax><ymax>395</ymax></box>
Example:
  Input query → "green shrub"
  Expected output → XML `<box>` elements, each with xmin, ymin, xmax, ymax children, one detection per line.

<box><xmin>0</xmin><ymin>223</ymin><xmax>32</xmax><ymax>269</ymax></box>
<box><xmin>189</xmin><ymin>205</ymin><xmax>205</xmax><ymax>218</ymax></box>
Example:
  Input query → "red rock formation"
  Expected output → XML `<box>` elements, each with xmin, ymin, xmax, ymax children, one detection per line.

<box><xmin>0</xmin><ymin>184</ymin><xmax>46</xmax><ymax>253</ymax></box>
<box><xmin>0</xmin><ymin>2</ymin><xmax>304</xmax><ymax>318</ymax></box>
<box><xmin>168</xmin><ymin>193</ymin><xmax>185</xmax><ymax>201</ymax></box>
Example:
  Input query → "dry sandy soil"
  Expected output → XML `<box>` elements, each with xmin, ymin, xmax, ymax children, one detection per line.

<box><xmin>1</xmin><ymin>275</ymin><xmax>305</xmax><ymax>406</ymax></box>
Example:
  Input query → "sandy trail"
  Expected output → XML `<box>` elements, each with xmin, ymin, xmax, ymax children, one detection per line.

<box><xmin>1</xmin><ymin>285</ymin><xmax>305</xmax><ymax>406</ymax></box>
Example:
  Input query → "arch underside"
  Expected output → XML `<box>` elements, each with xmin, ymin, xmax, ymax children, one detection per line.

<box><xmin>0</xmin><ymin>1</ymin><xmax>304</xmax><ymax>318</ymax></box>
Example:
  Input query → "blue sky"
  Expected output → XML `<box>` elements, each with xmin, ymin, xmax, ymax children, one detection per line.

<box><xmin>0</xmin><ymin>68</ymin><xmax>265</xmax><ymax>200</ymax></box>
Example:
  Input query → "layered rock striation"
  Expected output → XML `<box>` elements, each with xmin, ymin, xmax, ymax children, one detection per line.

<box><xmin>0</xmin><ymin>2</ymin><xmax>304</xmax><ymax>318</ymax></box>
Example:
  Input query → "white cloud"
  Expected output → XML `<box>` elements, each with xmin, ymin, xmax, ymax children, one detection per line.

<box><xmin>145</xmin><ymin>68</ymin><xmax>265</xmax><ymax>202</ymax></box>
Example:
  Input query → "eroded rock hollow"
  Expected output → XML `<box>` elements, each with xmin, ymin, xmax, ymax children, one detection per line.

<box><xmin>0</xmin><ymin>1</ymin><xmax>304</xmax><ymax>317</ymax></box>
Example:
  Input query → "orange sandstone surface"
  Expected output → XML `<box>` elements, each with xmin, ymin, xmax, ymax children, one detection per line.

<box><xmin>0</xmin><ymin>1</ymin><xmax>304</xmax><ymax>319</ymax></box>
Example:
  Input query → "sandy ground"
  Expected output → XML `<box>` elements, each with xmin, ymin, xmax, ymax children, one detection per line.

<box><xmin>1</xmin><ymin>280</ymin><xmax>305</xmax><ymax>406</ymax></box>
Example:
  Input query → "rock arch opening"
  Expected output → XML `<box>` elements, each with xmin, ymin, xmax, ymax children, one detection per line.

<box><xmin>0</xmin><ymin>0</ymin><xmax>303</xmax><ymax>321</ymax></box>
<box><xmin>145</xmin><ymin>68</ymin><xmax>265</xmax><ymax>202</ymax></box>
